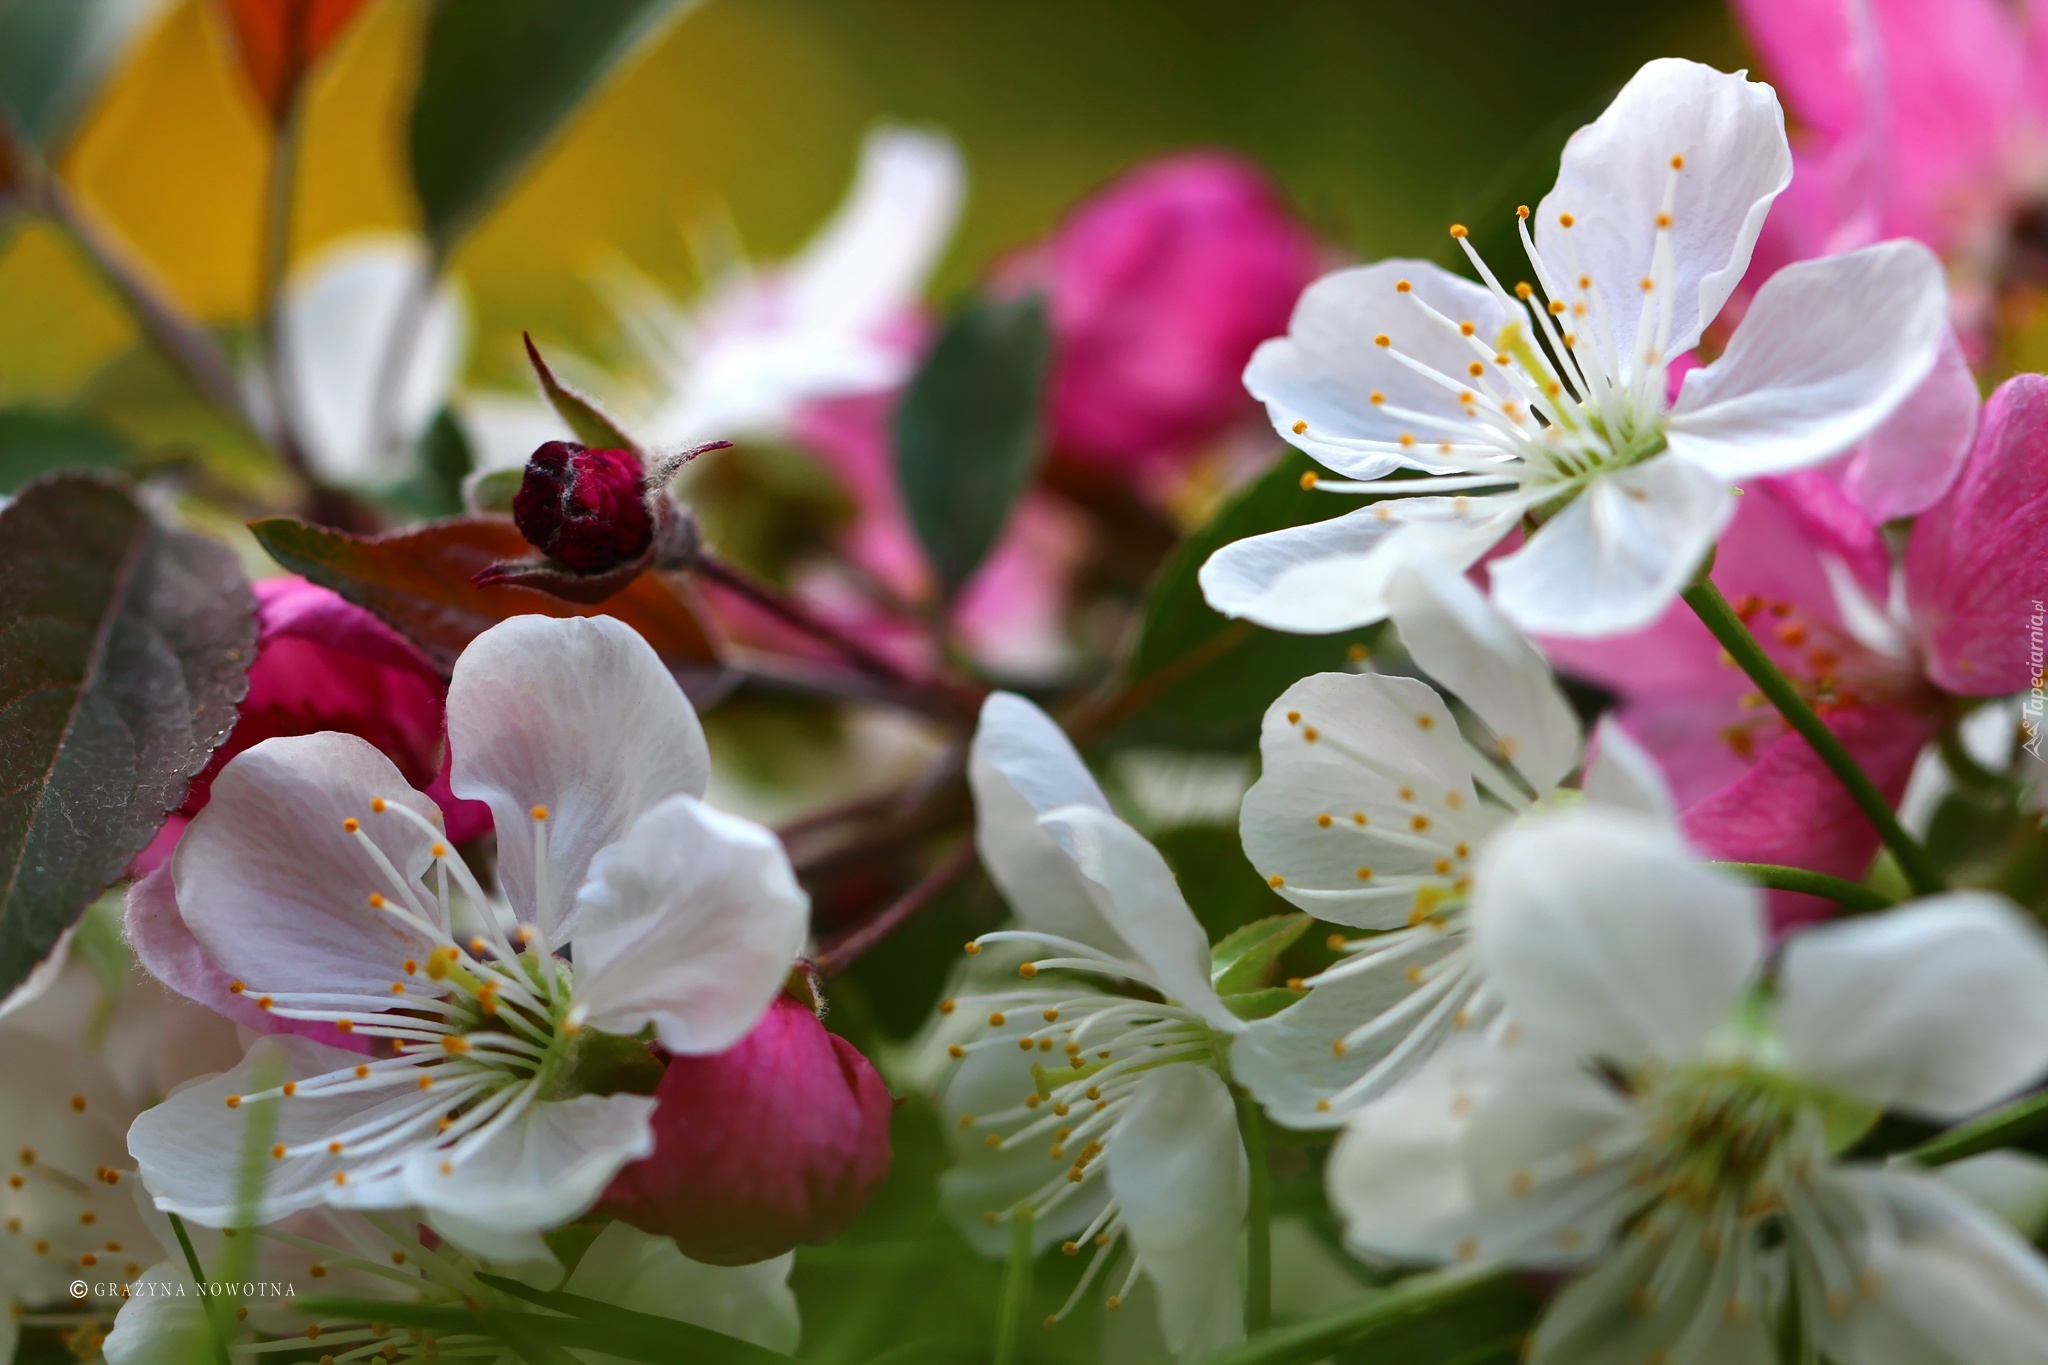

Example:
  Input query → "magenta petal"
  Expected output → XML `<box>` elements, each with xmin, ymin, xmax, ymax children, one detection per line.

<box><xmin>1035</xmin><ymin>152</ymin><xmax>1321</xmax><ymax>472</ymax></box>
<box><xmin>1833</xmin><ymin>328</ymin><xmax>1979</xmax><ymax>521</ymax></box>
<box><xmin>600</xmin><ymin>996</ymin><xmax>894</xmax><ymax>1265</ymax></box>
<box><xmin>1907</xmin><ymin>374</ymin><xmax>2048</xmax><ymax>694</ymax></box>
<box><xmin>1681</xmin><ymin>704</ymin><xmax>1935</xmax><ymax>934</ymax></box>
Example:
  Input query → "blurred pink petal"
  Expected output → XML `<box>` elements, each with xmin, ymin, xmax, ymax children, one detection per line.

<box><xmin>1015</xmin><ymin>152</ymin><xmax>1320</xmax><ymax>478</ymax></box>
<box><xmin>1829</xmin><ymin>328</ymin><xmax>1980</xmax><ymax>519</ymax></box>
<box><xmin>1907</xmin><ymin>373</ymin><xmax>2048</xmax><ymax>694</ymax></box>
<box><xmin>1682</xmin><ymin>703</ymin><xmax>1935</xmax><ymax>933</ymax></box>
<box><xmin>602</xmin><ymin>996</ymin><xmax>893</xmax><ymax>1265</ymax></box>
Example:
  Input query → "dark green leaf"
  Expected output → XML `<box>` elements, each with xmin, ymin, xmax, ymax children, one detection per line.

<box><xmin>1212</xmin><ymin>912</ymin><xmax>1312</xmax><ymax>994</ymax></box>
<box><xmin>892</xmin><ymin>293</ymin><xmax>1050</xmax><ymax>600</ymax></box>
<box><xmin>1118</xmin><ymin>450</ymin><xmax>1379</xmax><ymax>749</ymax></box>
<box><xmin>475</xmin><ymin>1272</ymin><xmax>803</xmax><ymax>1364</ymax></box>
<box><xmin>522</xmin><ymin>332</ymin><xmax>641</xmax><ymax>454</ymax></box>
<box><xmin>1911</xmin><ymin>1090</ymin><xmax>2048</xmax><ymax>1168</ymax></box>
<box><xmin>383</xmin><ymin>406</ymin><xmax>475</xmax><ymax>520</ymax></box>
<box><xmin>0</xmin><ymin>407</ymin><xmax>130</xmax><ymax>494</ymax></box>
<box><xmin>0</xmin><ymin>0</ymin><xmax>163</xmax><ymax>155</ymax></box>
<box><xmin>0</xmin><ymin>474</ymin><xmax>254</xmax><ymax>997</ymax></box>
<box><xmin>1152</xmin><ymin>823</ymin><xmax>1287</xmax><ymax>943</ymax></box>
<box><xmin>407</xmin><ymin>0</ymin><xmax>693</xmax><ymax>250</ymax></box>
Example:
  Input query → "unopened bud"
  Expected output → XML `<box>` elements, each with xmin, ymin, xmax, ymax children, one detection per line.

<box><xmin>512</xmin><ymin>442</ymin><xmax>652</xmax><ymax>572</ymax></box>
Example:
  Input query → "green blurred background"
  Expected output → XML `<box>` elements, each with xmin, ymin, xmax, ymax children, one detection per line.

<box><xmin>0</xmin><ymin>0</ymin><xmax>1743</xmax><ymax>406</ymax></box>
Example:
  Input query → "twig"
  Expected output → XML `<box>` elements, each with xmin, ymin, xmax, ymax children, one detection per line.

<box><xmin>813</xmin><ymin>841</ymin><xmax>976</xmax><ymax>978</ymax></box>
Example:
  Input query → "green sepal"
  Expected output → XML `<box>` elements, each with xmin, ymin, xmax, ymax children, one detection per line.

<box><xmin>1211</xmin><ymin>912</ymin><xmax>1311</xmax><ymax>994</ymax></box>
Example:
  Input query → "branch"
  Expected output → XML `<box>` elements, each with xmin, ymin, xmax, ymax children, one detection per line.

<box><xmin>813</xmin><ymin>841</ymin><xmax>976</xmax><ymax>978</ymax></box>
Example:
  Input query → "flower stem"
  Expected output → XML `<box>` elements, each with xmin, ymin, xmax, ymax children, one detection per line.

<box><xmin>1200</xmin><ymin>1267</ymin><xmax>1518</xmax><ymax>1365</ymax></box>
<box><xmin>991</xmin><ymin>1203</ymin><xmax>1034</xmax><ymax>1365</ymax></box>
<box><xmin>166</xmin><ymin>1213</ymin><xmax>231</xmax><ymax>1365</ymax></box>
<box><xmin>1236</xmin><ymin>1087</ymin><xmax>1273</xmax><ymax>1335</ymax></box>
<box><xmin>1680</xmin><ymin>578</ymin><xmax>1943</xmax><ymax>896</ymax></box>
<box><xmin>813</xmin><ymin>841</ymin><xmax>976</xmax><ymax>978</ymax></box>
<box><xmin>1709</xmin><ymin>862</ymin><xmax>1895</xmax><ymax>913</ymax></box>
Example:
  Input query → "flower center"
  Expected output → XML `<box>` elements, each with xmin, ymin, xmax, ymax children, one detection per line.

<box><xmin>221</xmin><ymin>799</ymin><xmax>657</xmax><ymax>1193</ymax></box>
<box><xmin>1638</xmin><ymin>1063</ymin><xmax>1828</xmax><ymax>1220</ymax></box>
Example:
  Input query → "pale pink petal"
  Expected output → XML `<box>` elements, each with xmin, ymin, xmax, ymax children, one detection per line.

<box><xmin>1907</xmin><ymin>374</ymin><xmax>2048</xmax><ymax>695</ymax></box>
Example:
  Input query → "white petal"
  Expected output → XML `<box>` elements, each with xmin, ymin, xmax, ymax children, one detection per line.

<box><xmin>1775</xmin><ymin>894</ymin><xmax>2048</xmax><ymax>1120</ymax></box>
<box><xmin>1469</xmin><ymin>807</ymin><xmax>1763</xmax><ymax>1066</ymax></box>
<box><xmin>281</xmin><ymin>235</ymin><xmax>467</xmax><ymax>484</ymax></box>
<box><xmin>173</xmin><ymin>734</ymin><xmax>443</xmax><ymax>996</ymax></box>
<box><xmin>1327</xmin><ymin>1035</ymin><xmax>1640</xmax><ymax>1269</ymax></box>
<box><xmin>1489</xmin><ymin>454</ymin><xmax>1733</xmax><ymax>638</ymax></box>
<box><xmin>1806</xmin><ymin>1168</ymin><xmax>2048</xmax><ymax>1365</ymax></box>
<box><xmin>103</xmin><ymin>1263</ymin><xmax>209</xmax><ymax>1365</ymax></box>
<box><xmin>1386</xmin><ymin>559</ymin><xmax>1580</xmax><ymax>792</ymax></box>
<box><xmin>1243</xmin><ymin>261</ymin><xmax>1513</xmax><ymax>478</ymax></box>
<box><xmin>1534</xmin><ymin>58</ymin><xmax>1790</xmax><ymax>369</ymax></box>
<box><xmin>1231</xmin><ymin>934</ymin><xmax>1471</xmax><ymax>1128</ymax></box>
<box><xmin>1527</xmin><ymin>1228</ymin><xmax>1772</xmax><ymax>1365</ymax></box>
<box><xmin>1939</xmin><ymin>1153</ymin><xmax>2048</xmax><ymax>1241</ymax></box>
<box><xmin>400</xmin><ymin>1092</ymin><xmax>657</xmax><ymax>1235</ymax></box>
<box><xmin>128</xmin><ymin>1034</ymin><xmax>437</xmax><ymax>1226</ymax></box>
<box><xmin>936</xmin><ymin>1003</ymin><xmax>1113</xmax><ymax>1256</ymax></box>
<box><xmin>968</xmin><ymin>692</ymin><xmax>1126</xmax><ymax>958</ymax></box>
<box><xmin>572</xmin><ymin>794</ymin><xmax>808</xmax><ymax>1055</ymax></box>
<box><xmin>1038</xmin><ymin>806</ymin><xmax>1235</xmax><ymax>1029</ymax></box>
<box><xmin>1240</xmin><ymin>672</ymin><xmax>1502</xmax><ymax>928</ymax></box>
<box><xmin>1579</xmin><ymin>718</ymin><xmax>1677</xmax><ymax>820</ymax></box>
<box><xmin>783</xmin><ymin>124</ymin><xmax>963</xmax><ymax>346</ymax></box>
<box><xmin>447</xmin><ymin>615</ymin><xmax>709</xmax><ymax>937</ymax></box>
<box><xmin>564</xmin><ymin>1221</ymin><xmax>801</xmax><ymax>1356</ymax></box>
<box><xmin>1666</xmin><ymin>240</ymin><xmax>1950</xmax><ymax>478</ymax></box>
<box><xmin>1199</xmin><ymin>495</ymin><xmax>1522</xmax><ymax>634</ymax></box>
<box><xmin>1105</xmin><ymin>1065</ymin><xmax>1246</xmax><ymax>1360</ymax></box>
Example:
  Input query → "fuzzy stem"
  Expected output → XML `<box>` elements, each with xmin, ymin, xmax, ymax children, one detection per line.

<box><xmin>1681</xmin><ymin>578</ymin><xmax>1942</xmax><ymax>896</ymax></box>
<box><xmin>1709</xmin><ymin>862</ymin><xmax>1895</xmax><ymax>913</ymax></box>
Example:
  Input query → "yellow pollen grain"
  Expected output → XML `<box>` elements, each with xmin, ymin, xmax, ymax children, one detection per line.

<box><xmin>1433</xmin><ymin>858</ymin><xmax>1452</xmax><ymax>875</ymax></box>
<box><xmin>1356</xmin><ymin>866</ymin><xmax>1373</xmax><ymax>881</ymax></box>
<box><xmin>1509</xmin><ymin>1170</ymin><xmax>1533</xmax><ymax>1197</ymax></box>
<box><xmin>225</xmin><ymin>1095</ymin><xmax>241</xmax><ymax>1110</ymax></box>
<box><xmin>1395</xmin><ymin>279</ymin><xmax>1412</xmax><ymax>293</ymax></box>
<box><xmin>1299</xmin><ymin>471</ymin><xmax>1318</xmax><ymax>490</ymax></box>
<box><xmin>367</xmin><ymin>893</ymin><xmax>384</xmax><ymax>909</ymax></box>
<box><xmin>1286</xmin><ymin>709</ymin><xmax>1301</xmax><ymax>724</ymax></box>
<box><xmin>1369</xmin><ymin>390</ymin><xmax>1385</xmax><ymax>404</ymax></box>
<box><xmin>1327</xmin><ymin>933</ymin><xmax>1347</xmax><ymax>950</ymax></box>
<box><xmin>530</xmin><ymin>805</ymin><xmax>549</xmax><ymax>822</ymax></box>
<box><xmin>1456</xmin><ymin>1237</ymin><xmax>1478</xmax><ymax>1261</ymax></box>
<box><xmin>963</xmin><ymin>941</ymin><xmax>982</xmax><ymax>955</ymax></box>
<box><xmin>69</xmin><ymin>1095</ymin><xmax>85</xmax><ymax>1113</ymax></box>
<box><xmin>1316</xmin><ymin>813</ymin><xmax>1333</xmax><ymax>828</ymax></box>
<box><xmin>1302</xmin><ymin>726</ymin><xmax>1320</xmax><ymax>742</ymax></box>
<box><xmin>1639</xmin><ymin>277</ymin><xmax>1655</xmax><ymax>292</ymax></box>
<box><xmin>229</xmin><ymin>981</ymin><xmax>245</xmax><ymax>994</ymax></box>
<box><xmin>1331</xmin><ymin>1038</ymin><xmax>1347</xmax><ymax>1057</ymax></box>
<box><xmin>1548</xmin><ymin>299</ymin><xmax>1566</xmax><ymax>315</ymax></box>
<box><xmin>938</xmin><ymin>999</ymin><xmax>956</xmax><ymax>1015</ymax></box>
<box><xmin>1468</xmin><ymin>360</ymin><xmax>1485</xmax><ymax>377</ymax></box>
<box><xmin>1268</xmin><ymin>874</ymin><xmax>1285</xmax><ymax>888</ymax></box>
<box><xmin>342</xmin><ymin>818</ymin><xmax>359</xmax><ymax>834</ymax></box>
<box><xmin>417</xmin><ymin>1075</ymin><xmax>434</xmax><ymax>1090</ymax></box>
<box><xmin>1373</xmin><ymin>333</ymin><xmax>1391</xmax><ymax>348</ymax></box>
<box><xmin>1316</xmin><ymin>1098</ymin><xmax>1332</xmax><ymax>1113</ymax></box>
<box><xmin>1398</xmin><ymin>786</ymin><xmax>1414</xmax><ymax>802</ymax></box>
<box><xmin>354</xmin><ymin>1065</ymin><xmax>370</xmax><ymax>1079</ymax></box>
<box><xmin>1449</xmin><ymin>224</ymin><xmax>1468</xmax><ymax>239</ymax></box>
<box><xmin>1514</xmin><ymin>282</ymin><xmax>1532</xmax><ymax>300</ymax></box>
<box><xmin>1411</xmin><ymin>814</ymin><xmax>1430</xmax><ymax>832</ymax></box>
<box><xmin>985</xmin><ymin>1133</ymin><xmax>1003</xmax><ymax>1150</ymax></box>
<box><xmin>1670</xmin><ymin>154</ymin><xmax>1685</xmax><ymax>170</ymax></box>
<box><xmin>1558</xmin><ymin>212</ymin><xmax>1575</xmax><ymax>227</ymax></box>
<box><xmin>1515</xmin><ymin>204</ymin><xmax>1529</xmax><ymax>219</ymax></box>
<box><xmin>1445</xmin><ymin>791</ymin><xmax>1464</xmax><ymax>810</ymax></box>
<box><xmin>1019</xmin><ymin>963</ymin><xmax>1039</xmax><ymax>978</ymax></box>
<box><xmin>1458</xmin><ymin>321</ymin><xmax>1476</xmax><ymax>336</ymax></box>
<box><xmin>948</xmin><ymin>1044</ymin><xmax>965</xmax><ymax>1059</ymax></box>
<box><xmin>1416</xmin><ymin>713</ymin><xmax>1434</xmax><ymax>730</ymax></box>
<box><xmin>1656</xmin><ymin>212</ymin><xmax>1672</xmax><ymax>228</ymax></box>
<box><xmin>332</xmin><ymin>1172</ymin><xmax>347</xmax><ymax>1186</ymax></box>
<box><xmin>1352</xmin><ymin>811</ymin><xmax>1367</xmax><ymax>826</ymax></box>
<box><xmin>430</xmin><ymin>843</ymin><xmax>446</xmax><ymax>858</ymax></box>
<box><xmin>281</xmin><ymin>1082</ymin><xmax>297</xmax><ymax>1098</ymax></box>
<box><xmin>256</xmin><ymin>995</ymin><xmax>273</xmax><ymax>1010</ymax></box>
<box><xmin>989</xmin><ymin>1012</ymin><xmax>1006</xmax><ymax>1026</ymax></box>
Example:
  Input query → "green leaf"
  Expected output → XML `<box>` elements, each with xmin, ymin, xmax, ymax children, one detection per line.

<box><xmin>1222</xmin><ymin>986</ymin><xmax>1302</xmax><ymax>1021</ymax></box>
<box><xmin>1912</xmin><ymin>1089</ymin><xmax>2048</xmax><ymax>1168</ymax></box>
<box><xmin>466</xmin><ymin>465</ymin><xmax>524</xmax><ymax>514</ymax></box>
<box><xmin>1200</xmin><ymin>1268</ymin><xmax>1537</xmax><ymax>1365</ymax></box>
<box><xmin>0</xmin><ymin>474</ymin><xmax>254</xmax><ymax>997</ymax></box>
<box><xmin>0</xmin><ymin>0</ymin><xmax>164</xmax><ymax>156</ymax></box>
<box><xmin>474</xmin><ymin>1272</ymin><xmax>803</xmax><ymax>1364</ymax></box>
<box><xmin>383</xmin><ymin>405</ymin><xmax>475</xmax><ymax>520</ymax></box>
<box><xmin>1118</xmin><ymin>449</ymin><xmax>1379</xmax><ymax>748</ymax></box>
<box><xmin>892</xmin><ymin>293</ymin><xmax>1051</xmax><ymax>600</ymax></box>
<box><xmin>0</xmin><ymin>406</ymin><xmax>131</xmax><ymax>493</ymax></box>
<box><xmin>407</xmin><ymin>0</ymin><xmax>695</xmax><ymax>250</ymax></box>
<box><xmin>522</xmin><ymin>332</ymin><xmax>641</xmax><ymax>454</ymax></box>
<box><xmin>1212</xmin><ymin>912</ymin><xmax>1312</xmax><ymax>994</ymax></box>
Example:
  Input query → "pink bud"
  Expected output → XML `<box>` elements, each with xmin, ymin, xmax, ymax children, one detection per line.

<box><xmin>512</xmin><ymin>442</ymin><xmax>653</xmax><ymax>573</ymax></box>
<box><xmin>600</xmin><ymin>997</ymin><xmax>894</xmax><ymax>1265</ymax></box>
<box><xmin>1027</xmin><ymin>152</ymin><xmax>1321</xmax><ymax>474</ymax></box>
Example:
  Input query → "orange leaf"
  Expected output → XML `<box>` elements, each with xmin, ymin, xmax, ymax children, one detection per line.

<box><xmin>248</xmin><ymin>514</ymin><xmax>723</xmax><ymax>675</ymax></box>
<box><xmin>218</xmin><ymin>0</ymin><xmax>374</xmax><ymax>119</ymax></box>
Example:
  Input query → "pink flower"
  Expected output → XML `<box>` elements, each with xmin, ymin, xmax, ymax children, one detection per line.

<box><xmin>1012</xmin><ymin>152</ymin><xmax>1322</xmax><ymax>483</ymax></box>
<box><xmin>134</xmin><ymin>578</ymin><xmax>488</xmax><ymax>875</ymax></box>
<box><xmin>1545</xmin><ymin>374</ymin><xmax>2048</xmax><ymax>928</ymax></box>
<box><xmin>512</xmin><ymin>442</ymin><xmax>653</xmax><ymax>572</ymax></box>
<box><xmin>1732</xmin><ymin>0</ymin><xmax>2048</xmax><ymax>330</ymax></box>
<box><xmin>601</xmin><ymin>995</ymin><xmax>894</xmax><ymax>1265</ymax></box>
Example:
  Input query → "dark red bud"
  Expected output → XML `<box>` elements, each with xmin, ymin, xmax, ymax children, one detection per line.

<box><xmin>511</xmin><ymin>442</ymin><xmax>653</xmax><ymax>573</ymax></box>
<box><xmin>600</xmin><ymin>997</ymin><xmax>894</xmax><ymax>1265</ymax></box>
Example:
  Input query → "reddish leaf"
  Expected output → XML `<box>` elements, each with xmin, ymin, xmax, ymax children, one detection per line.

<box><xmin>248</xmin><ymin>515</ymin><xmax>721</xmax><ymax>674</ymax></box>
<box><xmin>218</xmin><ymin>0</ymin><xmax>373</xmax><ymax>119</ymax></box>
